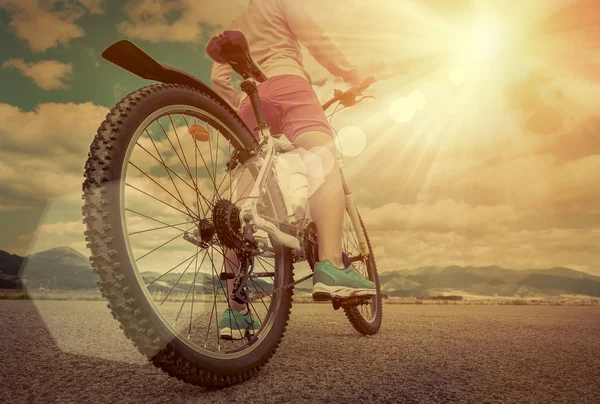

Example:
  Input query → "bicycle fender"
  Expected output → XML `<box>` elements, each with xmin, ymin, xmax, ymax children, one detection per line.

<box><xmin>101</xmin><ymin>40</ymin><xmax>248</xmax><ymax>130</ymax></box>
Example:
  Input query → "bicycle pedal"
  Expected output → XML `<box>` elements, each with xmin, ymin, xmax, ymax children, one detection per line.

<box><xmin>312</xmin><ymin>292</ymin><xmax>331</xmax><ymax>302</ymax></box>
<box><xmin>331</xmin><ymin>296</ymin><xmax>372</xmax><ymax>310</ymax></box>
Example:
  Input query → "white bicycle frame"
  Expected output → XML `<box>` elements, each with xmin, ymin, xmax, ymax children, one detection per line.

<box><xmin>236</xmin><ymin>83</ymin><xmax>370</xmax><ymax>258</ymax></box>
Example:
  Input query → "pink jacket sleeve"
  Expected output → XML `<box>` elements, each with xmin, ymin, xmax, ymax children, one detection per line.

<box><xmin>282</xmin><ymin>0</ymin><xmax>361</xmax><ymax>85</ymax></box>
<box><xmin>211</xmin><ymin>61</ymin><xmax>242</xmax><ymax>112</ymax></box>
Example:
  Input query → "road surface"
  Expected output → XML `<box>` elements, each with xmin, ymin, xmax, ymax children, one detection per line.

<box><xmin>1</xmin><ymin>301</ymin><xmax>599</xmax><ymax>403</ymax></box>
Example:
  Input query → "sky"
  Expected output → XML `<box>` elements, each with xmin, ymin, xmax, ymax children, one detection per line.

<box><xmin>1</xmin><ymin>0</ymin><xmax>599</xmax><ymax>275</ymax></box>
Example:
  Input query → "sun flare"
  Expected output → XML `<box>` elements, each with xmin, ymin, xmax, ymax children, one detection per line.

<box><xmin>460</xmin><ymin>19</ymin><xmax>512</xmax><ymax>65</ymax></box>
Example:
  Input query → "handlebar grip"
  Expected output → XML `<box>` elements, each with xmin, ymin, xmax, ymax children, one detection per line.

<box><xmin>359</xmin><ymin>76</ymin><xmax>377</xmax><ymax>93</ymax></box>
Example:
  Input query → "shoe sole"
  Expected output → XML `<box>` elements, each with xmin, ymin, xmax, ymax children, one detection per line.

<box><xmin>312</xmin><ymin>282</ymin><xmax>376</xmax><ymax>301</ymax></box>
<box><xmin>219</xmin><ymin>327</ymin><xmax>260</xmax><ymax>340</ymax></box>
<box><xmin>219</xmin><ymin>327</ymin><xmax>246</xmax><ymax>340</ymax></box>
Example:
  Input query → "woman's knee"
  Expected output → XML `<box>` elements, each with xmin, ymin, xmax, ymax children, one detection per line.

<box><xmin>293</xmin><ymin>131</ymin><xmax>339</xmax><ymax>181</ymax></box>
<box><xmin>292</xmin><ymin>130</ymin><xmax>335</xmax><ymax>149</ymax></box>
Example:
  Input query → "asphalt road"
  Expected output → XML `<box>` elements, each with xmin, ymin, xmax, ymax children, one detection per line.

<box><xmin>1</xmin><ymin>300</ymin><xmax>599</xmax><ymax>404</ymax></box>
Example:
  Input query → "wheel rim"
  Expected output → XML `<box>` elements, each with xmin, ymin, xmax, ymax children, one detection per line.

<box><xmin>119</xmin><ymin>105</ymin><xmax>283</xmax><ymax>359</ymax></box>
<box><xmin>342</xmin><ymin>212</ymin><xmax>378</xmax><ymax>322</ymax></box>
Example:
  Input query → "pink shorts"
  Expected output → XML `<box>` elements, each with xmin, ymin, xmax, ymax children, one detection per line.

<box><xmin>238</xmin><ymin>75</ymin><xmax>333</xmax><ymax>142</ymax></box>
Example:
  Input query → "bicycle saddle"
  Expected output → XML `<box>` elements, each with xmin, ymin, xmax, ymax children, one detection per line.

<box><xmin>206</xmin><ymin>30</ymin><xmax>268</xmax><ymax>83</ymax></box>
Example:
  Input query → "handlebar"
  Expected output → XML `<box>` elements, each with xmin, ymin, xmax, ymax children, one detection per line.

<box><xmin>322</xmin><ymin>76</ymin><xmax>377</xmax><ymax>111</ymax></box>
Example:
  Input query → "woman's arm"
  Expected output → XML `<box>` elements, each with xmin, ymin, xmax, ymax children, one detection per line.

<box><xmin>211</xmin><ymin>61</ymin><xmax>242</xmax><ymax>112</ymax></box>
<box><xmin>282</xmin><ymin>0</ymin><xmax>362</xmax><ymax>86</ymax></box>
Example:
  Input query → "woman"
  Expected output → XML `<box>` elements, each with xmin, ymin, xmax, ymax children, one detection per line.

<box><xmin>211</xmin><ymin>0</ymin><xmax>375</xmax><ymax>340</ymax></box>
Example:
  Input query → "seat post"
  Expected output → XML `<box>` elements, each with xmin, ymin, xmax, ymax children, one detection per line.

<box><xmin>241</xmin><ymin>80</ymin><xmax>269</xmax><ymax>130</ymax></box>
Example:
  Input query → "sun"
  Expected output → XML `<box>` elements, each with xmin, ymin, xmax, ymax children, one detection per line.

<box><xmin>439</xmin><ymin>12</ymin><xmax>531</xmax><ymax>95</ymax></box>
<box><xmin>451</xmin><ymin>15</ymin><xmax>519</xmax><ymax>77</ymax></box>
<box><xmin>462</xmin><ymin>20</ymin><xmax>512</xmax><ymax>64</ymax></box>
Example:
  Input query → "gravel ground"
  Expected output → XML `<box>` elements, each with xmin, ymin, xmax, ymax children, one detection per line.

<box><xmin>1</xmin><ymin>300</ymin><xmax>599</xmax><ymax>404</ymax></box>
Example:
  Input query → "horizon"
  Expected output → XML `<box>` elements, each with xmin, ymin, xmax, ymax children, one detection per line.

<box><xmin>1</xmin><ymin>244</ymin><xmax>598</xmax><ymax>278</ymax></box>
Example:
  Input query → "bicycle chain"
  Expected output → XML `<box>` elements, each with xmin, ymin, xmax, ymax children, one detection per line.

<box><xmin>233</xmin><ymin>214</ymin><xmax>369</xmax><ymax>307</ymax></box>
<box><xmin>249</xmin><ymin>272</ymin><xmax>313</xmax><ymax>302</ymax></box>
<box><xmin>231</xmin><ymin>211</ymin><xmax>311</xmax><ymax>302</ymax></box>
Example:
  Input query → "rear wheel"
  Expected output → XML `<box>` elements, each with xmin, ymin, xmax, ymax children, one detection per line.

<box><xmin>82</xmin><ymin>83</ymin><xmax>293</xmax><ymax>387</ymax></box>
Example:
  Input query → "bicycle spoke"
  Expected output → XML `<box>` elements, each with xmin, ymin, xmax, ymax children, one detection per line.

<box><xmin>231</xmin><ymin>170</ymin><xmax>257</xmax><ymax>205</ymax></box>
<box><xmin>129</xmin><ymin>220</ymin><xmax>195</xmax><ymax>236</ymax></box>
<box><xmin>129</xmin><ymin>161</ymin><xmax>188</xmax><ymax>209</ymax></box>
<box><xmin>208</xmin><ymin>245</ymin><xmax>244</xmax><ymax>347</ymax></box>
<box><xmin>246</xmin><ymin>295</ymin><xmax>263</xmax><ymax>330</ymax></box>
<box><xmin>136</xmin><ymin>140</ymin><xmax>212</xmax><ymax>213</ymax></box>
<box><xmin>193</xmin><ymin>123</ymin><xmax>206</xmax><ymax>222</ymax></box>
<box><xmin>169</xmin><ymin>115</ymin><xmax>211</xmax><ymax>216</ymax></box>
<box><xmin>204</xmin><ymin>247</ymin><xmax>219</xmax><ymax>349</ymax></box>
<box><xmin>180</xmin><ymin>116</ymin><xmax>221</xmax><ymax>202</ymax></box>
<box><xmin>343</xmin><ymin>220</ymin><xmax>360</xmax><ymax>252</ymax></box>
<box><xmin>173</xmin><ymin>251</ymin><xmax>208</xmax><ymax>327</ymax></box>
<box><xmin>349</xmin><ymin>216</ymin><xmax>361</xmax><ymax>253</ymax></box>
<box><xmin>254</xmin><ymin>258</ymin><xmax>276</xmax><ymax>284</ymax></box>
<box><xmin>125</xmin><ymin>208</ymin><xmax>192</xmax><ymax>233</ymax></box>
<box><xmin>188</xmin><ymin>242</ymin><xmax>200</xmax><ymax>339</ymax></box>
<box><xmin>136</xmin><ymin>226</ymin><xmax>196</xmax><ymax>263</ymax></box>
<box><xmin>145</xmin><ymin>127</ymin><xmax>201</xmax><ymax>221</ymax></box>
<box><xmin>163</xmin><ymin>250</ymin><xmax>204</xmax><ymax>307</ymax></box>
<box><xmin>146</xmin><ymin>250</ymin><xmax>201</xmax><ymax>287</ymax></box>
<box><xmin>249</xmin><ymin>278</ymin><xmax>271</xmax><ymax>312</ymax></box>
<box><xmin>207</xmin><ymin>125</ymin><xmax>216</xmax><ymax>186</ymax></box>
<box><xmin>169</xmin><ymin>115</ymin><xmax>193</xmax><ymax>178</ymax></box>
<box><xmin>255</xmin><ymin>256</ymin><xmax>276</xmax><ymax>270</ymax></box>
<box><xmin>229</xmin><ymin>143</ymin><xmax>232</xmax><ymax>200</ymax></box>
<box><xmin>213</xmin><ymin>128</ymin><xmax>220</xmax><ymax>203</ymax></box>
<box><xmin>126</xmin><ymin>182</ymin><xmax>196</xmax><ymax>219</ymax></box>
<box><xmin>211</xmin><ymin>245</ymin><xmax>242</xmax><ymax>269</ymax></box>
<box><xmin>215</xmin><ymin>167</ymin><xmax>232</xmax><ymax>198</ymax></box>
<box><xmin>157</xmin><ymin>119</ymin><xmax>195</xmax><ymax>182</ymax></box>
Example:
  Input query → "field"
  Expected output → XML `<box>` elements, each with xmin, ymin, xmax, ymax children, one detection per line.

<box><xmin>1</xmin><ymin>300</ymin><xmax>599</xmax><ymax>403</ymax></box>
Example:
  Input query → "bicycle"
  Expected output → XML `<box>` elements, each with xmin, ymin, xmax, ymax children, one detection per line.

<box><xmin>82</xmin><ymin>30</ymin><xmax>382</xmax><ymax>388</ymax></box>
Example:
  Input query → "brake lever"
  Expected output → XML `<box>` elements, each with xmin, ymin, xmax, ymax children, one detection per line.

<box><xmin>356</xmin><ymin>95</ymin><xmax>375</xmax><ymax>104</ymax></box>
<box><xmin>340</xmin><ymin>94</ymin><xmax>375</xmax><ymax>107</ymax></box>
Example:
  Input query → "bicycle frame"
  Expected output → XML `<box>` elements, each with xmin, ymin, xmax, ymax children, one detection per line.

<box><xmin>237</xmin><ymin>79</ymin><xmax>370</xmax><ymax>257</ymax></box>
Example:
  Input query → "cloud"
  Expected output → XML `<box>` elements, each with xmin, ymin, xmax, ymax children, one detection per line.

<box><xmin>0</xmin><ymin>102</ymin><xmax>109</xmax><ymax>209</ymax></box>
<box><xmin>3</xmin><ymin>59</ymin><xmax>74</xmax><ymax>90</ymax></box>
<box><xmin>370</xmin><ymin>226</ymin><xmax>600</xmax><ymax>275</ymax></box>
<box><xmin>0</xmin><ymin>0</ymin><xmax>105</xmax><ymax>52</ymax></box>
<box><xmin>361</xmin><ymin>200</ymin><xmax>519</xmax><ymax>236</ymax></box>
<box><xmin>112</xmin><ymin>83</ymin><xmax>125</xmax><ymax>99</ymax></box>
<box><xmin>117</xmin><ymin>0</ymin><xmax>248</xmax><ymax>43</ymax></box>
<box><xmin>26</xmin><ymin>220</ymin><xmax>87</xmax><ymax>256</ymax></box>
<box><xmin>77</xmin><ymin>0</ymin><xmax>105</xmax><ymax>15</ymax></box>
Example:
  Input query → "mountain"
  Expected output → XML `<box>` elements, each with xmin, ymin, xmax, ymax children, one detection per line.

<box><xmin>0</xmin><ymin>248</ymin><xmax>272</xmax><ymax>294</ymax></box>
<box><xmin>0</xmin><ymin>247</ymin><xmax>97</xmax><ymax>290</ymax></box>
<box><xmin>0</xmin><ymin>250</ymin><xmax>24</xmax><ymax>276</ymax></box>
<box><xmin>2</xmin><ymin>247</ymin><xmax>599</xmax><ymax>298</ymax></box>
<box><xmin>377</xmin><ymin>265</ymin><xmax>600</xmax><ymax>298</ymax></box>
<box><xmin>140</xmin><ymin>271</ymin><xmax>273</xmax><ymax>296</ymax></box>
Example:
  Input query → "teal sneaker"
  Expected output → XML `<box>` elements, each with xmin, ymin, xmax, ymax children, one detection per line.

<box><xmin>219</xmin><ymin>308</ymin><xmax>262</xmax><ymax>340</ymax></box>
<box><xmin>312</xmin><ymin>260</ymin><xmax>376</xmax><ymax>300</ymax></box>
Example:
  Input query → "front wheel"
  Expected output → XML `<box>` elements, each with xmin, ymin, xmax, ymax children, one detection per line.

<box><xmin>341</xmin><ymin>211</ymin><xmax>382</xmax><ymax>335</ymax></box>
<box><xmin>82</xmin><ymin>83</ymin><xmax>294</xmax><ymax>387</ymax></box>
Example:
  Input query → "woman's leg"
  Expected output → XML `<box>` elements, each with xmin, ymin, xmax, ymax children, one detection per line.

<box><xmin>293</xmin><ymin>130</ymin><xmax>345</xmax><ymax>269</ymax></box>
<box><xmin>225</xmin><ymin>165</ymin><xmax>255</xmax><ymax>312</ymax></box>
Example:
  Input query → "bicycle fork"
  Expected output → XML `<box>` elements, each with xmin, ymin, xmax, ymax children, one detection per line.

<box><xmin>338</xmin><ymin>157</ymin><xmax>370</xmax><ymax>257</ymax></box>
